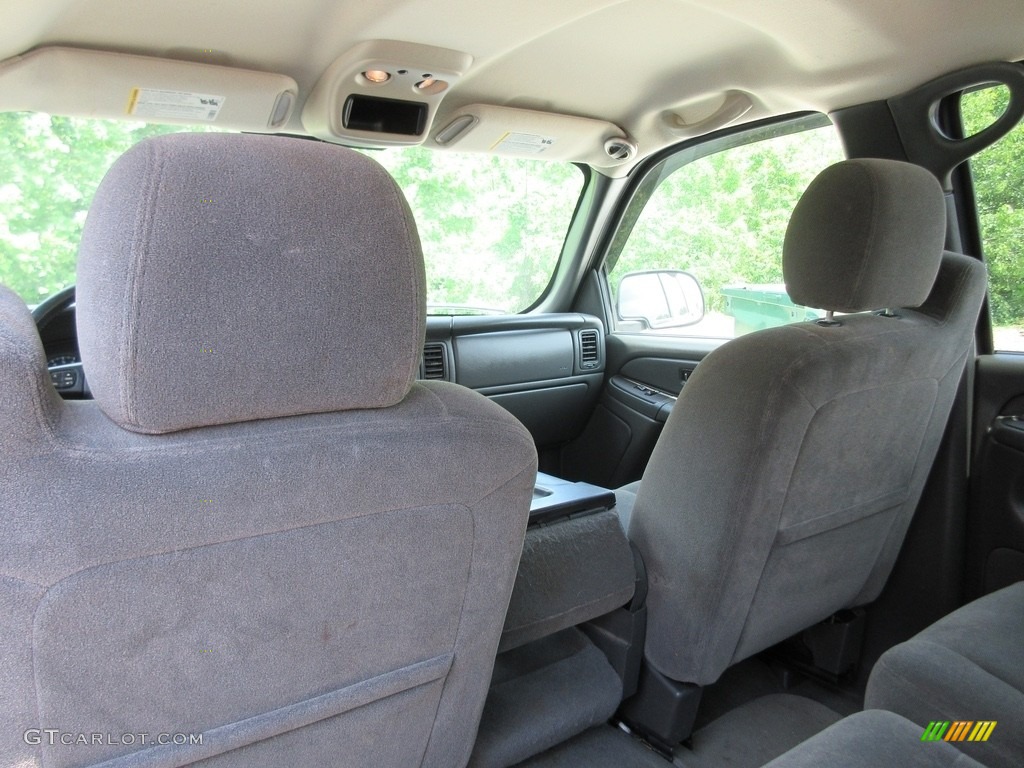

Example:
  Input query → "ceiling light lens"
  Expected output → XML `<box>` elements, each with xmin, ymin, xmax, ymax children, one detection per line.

<box><xmin>416</xmin><ymin>78</ymin><xmax>437</xmax><ymax>90</ymax></box>
<box><xmin>363</xmin><ymin>69</ymin><xmax>391</xmax><ymax>84</ymax></box>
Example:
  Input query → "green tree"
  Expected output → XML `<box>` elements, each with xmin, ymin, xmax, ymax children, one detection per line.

<box><xmin>610</xmin><ymin>125</ymin><xmax>844</xmax><ymax>314</ymax></box>
<box><xmin>366</xmin><ymin>147</ymin><xmax>582</xmax><ymax>312</ymax></box>
<box><xmin>962</xmin><ymin>85</ymin><xmax>1024</xmax><ymax>327</ymax></box>
<box><xmin>0</xmin><ymin>113</ymin><xmax>197</xmax><ymax>303</ymax></box>
<box><xmin>0</xmin><ymin>113</ymin><xmax>581</xmax><ymax>313</ymax></box>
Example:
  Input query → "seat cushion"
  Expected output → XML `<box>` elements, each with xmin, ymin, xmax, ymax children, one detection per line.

<box><xmin>865</xmin><ymin>581</ymin><xmax>1024</xmax><ymax>768</ymax></box>
<box><xmin>470</xmin><ymin>628</ymin><xmax>622</xmax><ymax>768</ymax></box>
<box><xmin>763</xmin><ymin>710</ymin><xmax>986</xmax><ymax>768</ymax></box>
<box><xmin>613</xmin><ymin>480</ymin><xmax>641</xmax><ymax>531</ymax></box>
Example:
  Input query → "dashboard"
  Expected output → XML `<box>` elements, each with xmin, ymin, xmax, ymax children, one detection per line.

<box><xmin>33</xmin><ymin>286</ymin><xmax>607</xmax><ymax>453</ymax></box>
<box><xmin>34</xmin><ymin>287</ymin><xmax>88</xmax><ymax>397</ymax></box>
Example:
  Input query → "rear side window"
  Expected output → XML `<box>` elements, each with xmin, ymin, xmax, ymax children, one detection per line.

<box><xmin>961</xmin><ymin>85</ymin><xmax>1024</xmax><ymax>352</ymax></box>
<box><xmin>605</xmin><ymin>116</ymin><xmax>844</xmax><ymax>338</ymax></box>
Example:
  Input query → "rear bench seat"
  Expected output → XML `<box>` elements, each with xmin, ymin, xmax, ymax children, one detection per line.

<box><xmin>763</xmin><ymin>710</ymin><xmax>985</xmax><ymax>767</ymax></box>
<box><xmin>864</xmin><ymin>581</ymin><xmax>1024</xmax><ymax>768</ymax></box>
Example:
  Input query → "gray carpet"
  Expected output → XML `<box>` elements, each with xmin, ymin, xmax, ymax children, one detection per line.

<box><xmin>513</xmin><ymin>724</ymin><xmax>669</xmax><ymax>768</ymax></box>
<box><xmin>679</xmin><ymin>694</ymin><xmax>841</xmax><ymax>767</ymax></box>
<box><xmin>696</xmin><ymin>658</ymin><xmax>860</xmax><ymax>730</ymax></box>
<box><xmin>515</xmin><ymin>693</ymin><xmax>842</xmax><ymax>768</ymax></box>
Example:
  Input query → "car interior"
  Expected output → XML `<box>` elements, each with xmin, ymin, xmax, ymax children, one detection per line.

<box><xmin>1</xmin><ymin>2</ymin><xmax>1024</xmax><ymax>768</ymax></box>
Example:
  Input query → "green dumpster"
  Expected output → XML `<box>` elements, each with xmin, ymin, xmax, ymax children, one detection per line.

<box><xmin>722</xmin><ymin>284</ymin><xmax>822</xmax><ymax>336</ymax></box>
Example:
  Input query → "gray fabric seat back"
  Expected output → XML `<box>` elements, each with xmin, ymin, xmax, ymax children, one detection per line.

<box><xmin>627</xmin><ymin>159</ymin><xmax>987</xmax><ymax>686</ymax></box>
<box><xmin>0</xmin><ymin>133</ymin><xmax>537</xmax><ymax>768</ymax></box>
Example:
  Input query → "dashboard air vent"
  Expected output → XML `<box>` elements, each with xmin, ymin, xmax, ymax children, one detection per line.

<box><xmin>422</xmin><ymin>343</ymin><xmax>447</xmax><ymax>380</ymax></box>
<box><xmin>579</xmin><ymin>330</ymin><xmax>600</xmax><ymax>369</ymax></box>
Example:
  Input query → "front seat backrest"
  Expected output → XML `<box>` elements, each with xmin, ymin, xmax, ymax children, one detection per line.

<box><xmin>0</xmin><ymin>133</ymin><xmax>537</xmax><ymax>768</ymax></box>
<box><xmin>627</xmin><ymin>159</ymin><xmax>986</xmax><ymax>686</ymax></box>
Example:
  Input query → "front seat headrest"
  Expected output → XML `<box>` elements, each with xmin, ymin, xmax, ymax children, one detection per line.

<box><xmin>783</xmin><ymin>158</ymin><xmax>946</xmax><ymax>313</ymax></box>
<box><xmin>76</xmin><ymin>133</ymin><xmax>425</xmax><ymax>434</ymax></box>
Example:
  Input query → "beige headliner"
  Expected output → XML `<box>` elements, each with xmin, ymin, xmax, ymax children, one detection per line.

<box><xmin>1</xmin><ymin>0</ymin><xmax>1023</xmax><ymax>170</ymax></box>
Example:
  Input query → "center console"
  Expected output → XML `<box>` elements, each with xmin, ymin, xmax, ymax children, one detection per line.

<box><xmin>529</xmin><ymin>472</ymin><xmax>617</xmax><ymax>526</ymax></box>
<box><xmin>473</xmin><ymin>473</ymin><xmax>648</xmax><ymax>766</ymax></box>
<box><xmin>501</xmin><ymin>472</ymin><xmax>642</xmax><ymax>664</ymax></box>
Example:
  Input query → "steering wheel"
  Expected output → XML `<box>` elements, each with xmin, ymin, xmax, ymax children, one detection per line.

<box><xmin>32</xmin><ymin>285</ymin><xmax>90</xmax><ymax>398</ymax></box>
<box><xmin>32</xmin><ymin>284</ymin><xmax>76</xmax><ymax>327</ymax></box>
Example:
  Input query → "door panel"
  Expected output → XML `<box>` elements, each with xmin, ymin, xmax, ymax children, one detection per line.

<box><xmin>617</xmin><ymin>356</ymin><xmax>703</xmax><ymax>399</ymax></box>
<box><xmin>559</xmin><ymin>333</ymin><xmax>718</xmax><ymax>487</ymax></box>
<box><xmin>968</xmin><ymin>353</ymin><xmax>1024</xmax><ymax>596</ymax></box>
<box><xmin>568</xmin><ymin>116</ymin><xmax>845</xmax><ymax>490</ymax></box>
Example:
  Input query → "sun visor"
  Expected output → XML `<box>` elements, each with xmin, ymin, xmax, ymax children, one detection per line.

<box><xmin>0</xmin><ymin>47</ymin><xmax>298</xmax><ymax>130</ymax></box>
<box><xmin>431</xmin><ymin>104</ymin><xmax>637</xmax><ymax>168</ymax></box>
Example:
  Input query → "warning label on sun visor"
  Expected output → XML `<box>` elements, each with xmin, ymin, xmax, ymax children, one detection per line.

<box><xmin>126</xmin><ymin>88</ymin><xmax>226</xmax><ymax>121</ymax></box>
<box><xmin>490</xmin><ymin>132</ymin><xmax>556</xmax><ymax>154</ymax></box>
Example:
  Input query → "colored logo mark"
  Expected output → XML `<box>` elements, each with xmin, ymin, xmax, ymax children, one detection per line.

<box><xmin>921</xmin><ymin>721</ymin><xmax>997</xmax><ymax>743</ymax></box>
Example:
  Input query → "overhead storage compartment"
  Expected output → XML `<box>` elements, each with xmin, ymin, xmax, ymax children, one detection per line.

<box><xmin>302</xmin><ymin>40</ymin><xmax>473</xmax><ymax>147</ymax></box>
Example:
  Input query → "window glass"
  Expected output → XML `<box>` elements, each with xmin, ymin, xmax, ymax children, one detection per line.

<box><xmin>962</xmin><ymin>85</ymin><xmax>1024</xmax><ymax>352</ymax></box>
<box><xmin>366</xmin><ymin>148</ymin><xmax>583</xmax><ymax>314</ymax></box>
<box><xmin>0</xmin><ymin>113</ymin><xmax>582</xmax><ymax>314</ymax></box>
<box><xmin>606</xmin><ymin>118</ymin><xmax>845</xmax><ymax>338</ymax></box>
<box><xmin>0</xmin><ymin>113</ymin><xmax>204</xmax><ymax>304</ymax></box>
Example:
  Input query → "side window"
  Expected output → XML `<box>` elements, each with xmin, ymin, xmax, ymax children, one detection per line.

<box><xmin>961</xmin><ymin>85</ymin><xmax>1024</xmax><ymax>352</ymax></box>
<box><xmin>605</xmin><ymin>118</ymin><xmax>845</xmax><ymax>338</ymax></box>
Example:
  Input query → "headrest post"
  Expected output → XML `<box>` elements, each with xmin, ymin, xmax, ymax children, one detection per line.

<box><xmin>816</xmin><ymin>310</ymin><xmax>842</xmax><ymax>328</ymax></box>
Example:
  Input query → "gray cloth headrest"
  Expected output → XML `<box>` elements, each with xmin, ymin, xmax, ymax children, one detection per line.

<box><xmin>783</xmin><ymin>158</ymin><xmax>946</xmax><ymax>312</ymax></box>
<box><xmin>77</xmin><ymin>133</ymin><xmax>425</xmax><ymax>434</ymax></box>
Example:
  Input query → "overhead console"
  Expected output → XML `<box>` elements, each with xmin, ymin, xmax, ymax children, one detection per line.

<box><xmin>302</xmin><ymin>40</ymin><xmax>472</xmax><ymax>146</ymax></box>
<box><xmin>302</xmin><ymin>40</ymin><xmax>637</xmax><ymax>166</ymax></box>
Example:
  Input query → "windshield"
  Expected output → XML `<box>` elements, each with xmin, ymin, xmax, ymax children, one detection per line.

<box><xmin>0</xmin><ymin>113</ymin><xmax>583</xmax><ymax>313</ymax></box>
<box><xmin>0</xmin><ymin>113</ymin><xmax>205</xmax><ymax>305</ymax></box>
<box><xmin>365</xmin><ymin>147</ymin><xmax>583</xmax><ymax>313</ymax></box>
